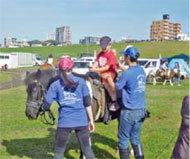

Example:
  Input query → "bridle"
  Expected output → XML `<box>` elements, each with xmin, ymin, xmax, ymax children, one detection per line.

<box><xmin>27</xmin><ymin>80</ymin><xmax>55</xmax><ymax>125</ymax></box>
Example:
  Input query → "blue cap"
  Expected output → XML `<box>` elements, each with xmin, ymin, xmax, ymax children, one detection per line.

<box><xmin>120</xmin><ymin>45</ymin><xmax>139</xmax><ymax>59</ymax></box>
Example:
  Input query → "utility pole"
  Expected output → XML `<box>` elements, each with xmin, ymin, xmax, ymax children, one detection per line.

<box><xmin>86</xmin><ymin>40</ymin><xmax>89</xmax><ymax>53</ymax></box>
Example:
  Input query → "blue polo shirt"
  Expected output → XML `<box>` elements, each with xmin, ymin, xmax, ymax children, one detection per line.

<box><xmin>115</xmin><ymin>65</ymin><xmax>146</xmax><ymax>109</ymax></box>
<box><xmin>45</xmin><ymin>74</ymin><xmax>89</xmax><ymax>128</ymax></box>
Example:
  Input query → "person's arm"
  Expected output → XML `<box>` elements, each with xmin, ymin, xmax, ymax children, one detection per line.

<box><xmin>82</xmin><ymin>79</ymin><xmax>95</xmax><ymax>132</ymax></box>
<box><xmin>118</xmin><ymin>62</ymin><xmax>127</xmax><ymax>71</ymax></box>
<box><xmin>83</xmin><ymin>95</ymin><xmax>95</xmax><ymax>132</ymax></box>
<box><xmin>101</xmin><ymin>71</ymin><xmax>128</xmax><ymax>91</ymax></box>
<box><xmin>86</xmin><ymin>106</ymin><xmax>95</xmax><ymax>132</ymax></box>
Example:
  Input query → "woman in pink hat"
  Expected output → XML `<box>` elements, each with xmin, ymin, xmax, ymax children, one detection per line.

<box><xmin>41</xmin><ymin>56</ymin><xmax>95</xmax><ymax>159</ymax></box>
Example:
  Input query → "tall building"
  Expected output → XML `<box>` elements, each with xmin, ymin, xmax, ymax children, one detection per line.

<box><xmin>56</xmin><ymin>26</ymin><xmax>72</xmax><ymax>45</ymax></box>
<box><xmin>150</xmin><ymin>14</ymin><xmax>182</xmax><ymax>41</ymax></box>
<box><xmin>79</xmin><ymin>36</ymin><xmax>100</xmax><ymax>45</ymax></box>
<box><xmin>4</xmin><ymin>37</ymin><xmax>16</xmax><ymax>47</ymax></box>
<box><xmin>47</xmin><ymin>33</ymin><xmax>55</xmax><ymax>41</ymax></box>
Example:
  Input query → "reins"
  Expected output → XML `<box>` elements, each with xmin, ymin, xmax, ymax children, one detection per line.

<box><xmin>36</xmin><ymin>81</ymin><xmax>56</xmax><ymax>125</ymax></box>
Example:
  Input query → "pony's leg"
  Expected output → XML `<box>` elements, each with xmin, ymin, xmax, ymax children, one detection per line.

<box><xmin>153</xmin><ymin>77</ymin><xmax>156</xmax><ymax>85</ymax></box>
<box><xmin>177</xmin><ymin>75</ymin><xmax>181</xmax><ymax>86</ymax></box>
<box><xmin>169</xmin><ymin>79</ymin><xmax>173</xmax><ymax>86</ymax></box>
<box><xmin>163</xmin><ymin>79</ymin><xmax>166</xmax><ymax>85</ymax></box>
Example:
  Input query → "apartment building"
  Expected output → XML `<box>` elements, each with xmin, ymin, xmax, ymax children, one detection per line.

<box><xmin>79</xmin><ymin>36</ymin><xmax>100</xmax><ymax>45</ymax></box>
<box><xmin>150</xmin><ymin>14</ymin><xmax>181</xmax><ymax>41</ymax></box>
<box><xmin>56</xmin><ymin>26</ymin><xmax>72</xmax><ymax>45</ymax></box>
<box><xmin>47</xmin><ymin>33</ymin><xmax>55</xmax><ymax>41</ymax></box>
<box><xmin>4</xmin><ymin>37</ymin><xmax>29</xmax><ymax>48</ymax></box>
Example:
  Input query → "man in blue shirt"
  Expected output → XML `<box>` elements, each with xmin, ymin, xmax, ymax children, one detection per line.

<box><xmin>41</xmin><ymin>56</ymin><xmax>95</xmax><ymax>159</ymax></box>
<box><xmin>103</xmin><ymin>46</ymin><xmax>146</xmax><ymax>159</ymax></box>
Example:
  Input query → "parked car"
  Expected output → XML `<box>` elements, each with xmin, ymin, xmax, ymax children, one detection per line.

<box><xmin>78</xmin><ymin>57</ymin><xmax>96</xmax><ymax>63</ymax></box>
<box><xmin>32</xmin><ymin>54</ymin><xmax>44</xmax><ymax>66</ymax></box>
<box><xmin>79</xmin><ymin>53</ymin><xmax>93</xmax><ymax>58</ymax></box>
<box><xmin>138</xmin><ymin>58</ymin><xmax>160</xmax><ymax>76</ymax></box>
<box><xmin>71</xmin><ymin>57</ymin><xmax>78</xmax><ymax>61</ymax></box>
<box><xmin>137</xmin><ymin>58</ymin><xmax>160</xmax><ymax>82</ymax></box>
<box><xmin>73</xmin><ymin>61</ymin><xmax>91</xmax><ymax>75</ymax></box>
<box><xmin>117</xmin><ymin>58</ymin><xmax>160</xmax><ymax>83</ymax></box>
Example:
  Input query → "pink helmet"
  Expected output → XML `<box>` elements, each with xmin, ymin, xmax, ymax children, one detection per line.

<box><xmin>59</xmin><ymin>56</ymin><xmax>74</xmax><ymax>71</ymax></box>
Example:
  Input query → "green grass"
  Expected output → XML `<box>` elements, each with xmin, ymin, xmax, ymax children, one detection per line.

<box><xmin>0</xmin><ymin>41</ymin><xmax>188</xmax><ymax>60</ymax></box>
<box><xmin>0</xmin><ymin>72</ymin><xmax>11</xmax><ymax>82</ymax></box>
<box><xmin>0</xmin><ymin>79</ymin><xmax>189</xmax><ymax>159</ymax></box>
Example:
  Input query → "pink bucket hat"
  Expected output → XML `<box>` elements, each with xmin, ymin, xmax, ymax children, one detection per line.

<box><xmin>59</xmin><ymin>56</ymin><xmax>74</xmax><ymax>70</ymax></box>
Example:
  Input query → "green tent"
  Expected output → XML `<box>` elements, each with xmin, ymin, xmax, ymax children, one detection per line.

<box><xmin>168</xmin><ymin>53</ymin><xmax>189</xmax><ymax>63</ymax></box>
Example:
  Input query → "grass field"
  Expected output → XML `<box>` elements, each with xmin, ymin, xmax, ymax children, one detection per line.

<box><xmin>0</xmin><ymin>79</ymin><xmax>189</xmax><ymax>159</ymax></box>
<box><xmin>0</xmin><ymin>41</ymin><xmax>189</xmax><ymax>60</ymax></box>
<box><xmin>0</xmin><ymin>72</ymin><xmax>11</xmax><ymax>82</ymax></box>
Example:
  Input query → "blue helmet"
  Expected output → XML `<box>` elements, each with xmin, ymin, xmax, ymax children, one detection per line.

<box><xmin>120</xmin><ymin>45</ymin><xmax>139</xmax><ymax>59</ymax></box>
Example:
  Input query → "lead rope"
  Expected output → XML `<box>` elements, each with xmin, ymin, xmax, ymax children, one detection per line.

<box><xmin>154</xmin><ymin>131</ymin><xmax>178</xmax><ymax>158</ymax></box>
<box><xmin>38</xmin><ymin>83</ymin><xmax>56</xmax><ymax>125</ymax></box>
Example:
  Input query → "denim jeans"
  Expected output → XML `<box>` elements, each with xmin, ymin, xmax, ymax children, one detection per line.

<box><xmin>118</xmin><ymin>108</ymin><xmax>145</xmax><ymax>149</ymax></box>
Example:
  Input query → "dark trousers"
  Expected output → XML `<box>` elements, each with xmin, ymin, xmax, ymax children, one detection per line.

<box><xmin>54</xmin><ymin>126</ymin><xmax>95</xmax><ymax>159</ymax></box>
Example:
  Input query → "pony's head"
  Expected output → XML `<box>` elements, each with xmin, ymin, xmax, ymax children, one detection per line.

<box><xmin>25</xmin><ymin>69</ymin><xmax>45</xmax><ymax>119</ymax></box>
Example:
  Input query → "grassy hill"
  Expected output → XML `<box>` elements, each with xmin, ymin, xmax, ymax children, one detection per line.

<box><xmin>0</xmin><ymin>41</ymin><xmax>188</xmax><ymax>60</ymax></box>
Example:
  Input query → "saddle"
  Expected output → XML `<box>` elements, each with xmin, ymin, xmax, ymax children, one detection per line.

<box><xmin>73</xmin><ymin>72</ymin><xmax>120</xmax><ymax>122</ymax></box>
<box><xmin>86</xmin><ymin>72</ymin><xmax>107</xmax><ymax>121</ymax></box>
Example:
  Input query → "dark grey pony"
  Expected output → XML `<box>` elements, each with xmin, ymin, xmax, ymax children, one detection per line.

<box><xmin>25</xmin><ymin>69</ymin><xmax>120</xmax><ymax>159</ymax></box>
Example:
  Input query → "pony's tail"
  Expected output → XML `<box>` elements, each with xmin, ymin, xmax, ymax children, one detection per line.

<box><xmin>60</xmin><ymin>70</ymin><xmax>78</xmax><ymax>89</ymax></box>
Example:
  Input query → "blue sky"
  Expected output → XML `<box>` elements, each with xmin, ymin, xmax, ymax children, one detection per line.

<box><xmin>0</xmin><ymin>0</ymin><xmax>189</xmax><ymax>44</ymax></box>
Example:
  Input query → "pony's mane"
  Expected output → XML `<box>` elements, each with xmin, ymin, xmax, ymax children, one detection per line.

<box><xmin>25</xmin><ymin>69</ymin><xmax>59</xmax><ymax>88</ymax></box>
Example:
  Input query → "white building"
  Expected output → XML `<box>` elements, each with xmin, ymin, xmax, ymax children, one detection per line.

<box><xmin>4</xmin><ymin>37</ymin><xmax>16</xmax><ymax>47</ymax></box>
<box><xmin>177</xmin><ymin>32</ymin><xmax>190</xmax><ymax>41</ymax></box>
<box><xmin>47</xmin><ymin>33</ymin><xmax>55</xmax><ymax>41</ymax></box>
<box><xmin>4</xmin><ymin>37</ymin><xmax>30</xmax><ymax>48</ymax></box>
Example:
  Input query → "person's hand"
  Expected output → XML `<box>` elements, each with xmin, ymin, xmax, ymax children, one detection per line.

<box><xmin>88</xmin><ymin>121</ymin><xmax>95</xmax><ymax>133</ymax></box>
<box><xmin>39</xmin><ymin>103</ymin><xmax>45</xmax><ymax>112</ymax></box>
<box><xmin>117</xmin><ymin>62</ymin><xmax>123</xmax><ymax>70</ymax></box>
<box><xmin>90</xmin><ymin>67</ymin><xmax>96</xmax><ymax>72</ymax></box>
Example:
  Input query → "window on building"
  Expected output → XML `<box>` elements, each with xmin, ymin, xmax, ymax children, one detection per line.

<box><xmin>0</xmin><ymin>55</ymin><xmax>10</xmax><ymax>59</ymax></box>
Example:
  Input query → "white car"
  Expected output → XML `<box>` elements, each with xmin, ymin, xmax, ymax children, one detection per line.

<box><xmin>137</xmin><ymin>58</ymin><xmax>160</xmax><ymax>76</ymax></box>
<box><xmin>73</xmin><ymin>61</ymin><xmax>91</xmax><ymax>75</ymax></box>
<box><xmin>117</xmin><ymin>58</ymin><xmax>160</xmax><ymax>82</ymax></box>
<box><xmin>32</xmin><ymin>54</ymin><xmax>44</xmax><ymax>66</ymax></box>
<box><xmin>78</xmin><ymin>57</ymin><xmax>96</xmax><ymax>63</ymax></box>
